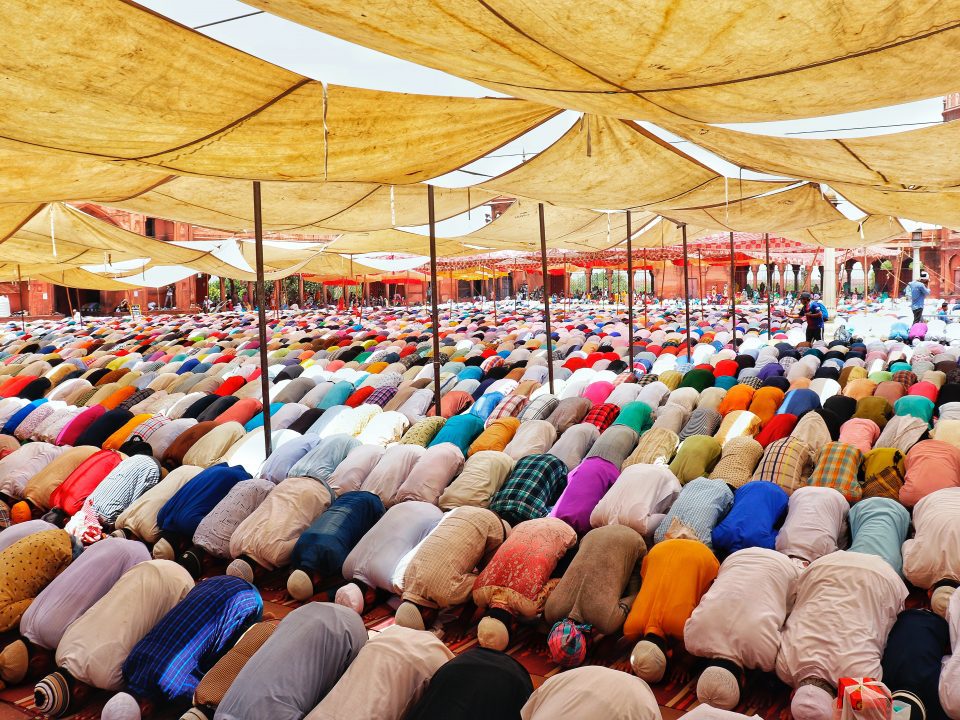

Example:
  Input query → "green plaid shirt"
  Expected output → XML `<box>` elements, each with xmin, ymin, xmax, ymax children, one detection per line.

<box><xmin>488</xmin><ymin>453</ymin><xmax>568</xmax><ymax>525</ymax></box>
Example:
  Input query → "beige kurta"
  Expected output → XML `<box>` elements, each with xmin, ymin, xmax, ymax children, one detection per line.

<box><xmin>55</xmin><ymin>560</ymin><xmax>193</xmax><ymax>690</ymax></box>
<box><xmin>229</xmin><ymin>476</ymin><xmax>334</xmax><ymax>569</ymax></box>
<box><xmin>114</xmin><ymin>465</ymin><xmax>203</xmax><ymax>542</ymax></box>
<box><xmin>775</xmin><ymin>551</ymin><xmax>907</xmax><ymax>688</ymax></box>
<box><xmin>520</xmin><ymin>666</ymin><xmax>660</xmax><ymax>720</ymax></box>
<box><xmin>401</xmin><ymin>506</ymin><xmax>508</xmax><ymax>609</ymax></box>
<box><xmin>305</xmin><ymin>625</ymin><xmax>454</xmax><ymax>720</ymax></box>
<box><xmin>684</xmin><ymin>548</ymin><xmax>799</xmax><ymax>672</ymax></box>
<box><xmin>902</xmin><ymin>487</ymin><xmax>960</xmax><ymax>589</ymax></box>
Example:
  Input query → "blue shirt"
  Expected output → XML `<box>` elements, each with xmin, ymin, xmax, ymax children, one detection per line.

<box><xmin>907</xmin><ymin>281</ymin><xmax>930</xmax><ymax>309</ymax></box>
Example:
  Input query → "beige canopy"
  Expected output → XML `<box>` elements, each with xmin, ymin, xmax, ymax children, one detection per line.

<box><xmin>241</xmin><ymin>0</ymin><xmax>960</xmax><ymax>123</ymax></box>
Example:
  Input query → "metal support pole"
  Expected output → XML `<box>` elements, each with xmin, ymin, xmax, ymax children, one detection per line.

<box><xmin>539</xmin><ymin>203</ymin><xmax>555</xmax><ymax>394</ymax></box>
<box><xmin>729</xmin><ymin>231</ymin><xmax>737</xmax><ymax>347</ymax></box>
<box><xmin>427</xmin><ymin>186</ymin><xmax>442</xmax><ymax>418</ymax></box>
<box><xmin>253</xmin><ymin>182</ymin><xmax>272</xmax><ymax>458</ymax></box>
<box><xmin>764</xmin><ymin>233</ymin><xmax>772</xmax><ymax>340</ymax></box>
<box><xmin>16</xmin><ymin>266</ymin><xmax>25</xmax><ymax>333</ymax></box>
<box><xmin>680</xmin><ymin>224</ymin><xmax>692</xmax><ymax>360</ymax></box>
<box><xmin>642</xmin><ymin>248</ymin><xmax>648</xmax><ymax>327</ymax></box>
<box><xmin>626</xmin><ymin>210</ymin><xmax>634</xmax><ymax>373</ymax></box>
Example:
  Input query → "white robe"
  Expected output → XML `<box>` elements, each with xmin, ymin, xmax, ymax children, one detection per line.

<box><xmin>589</xmin><ymin>464</ymin><xmax>680</xmax><ymax>539</ymax></box>
<box><xmin>902</xmin><ymin>487</ymin><xmax>960</xmax><ymax>589</ymax></box>
<box><xmin>520</xmin><ymin>666</ymin><xmax>660</xmax><ymax>720</ymax></box>
<box><xmin>940</xmin><ymin>590</ymin><xmax>960</xmax><ymax>720</ymax></box>
<box><xmin>776</xmin><ymin>551</ymin><xmax>907</xmax><ymax>688</ymax></box>
<box><xmin>685</xmin><ymin>548</ymin><xmax>799</xmax><ymax>672</ymax></box>
<box><xmin>775</xmin><ymin>486</ymin><xmax>848</xmax><ymax>564</ymax></box>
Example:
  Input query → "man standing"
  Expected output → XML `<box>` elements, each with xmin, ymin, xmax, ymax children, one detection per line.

<box><xmin>906</xmin><ymin>273</ymin><xmax>930</xmax><ymax>324</ymax></box>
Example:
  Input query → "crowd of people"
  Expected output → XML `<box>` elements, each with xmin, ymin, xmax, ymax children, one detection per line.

<box><xmin>0</xmin><ymin>297</ymin><xmax>953</xmax><ymax>720</ymax></box>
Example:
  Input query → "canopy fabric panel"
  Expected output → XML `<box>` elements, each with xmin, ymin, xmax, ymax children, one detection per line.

<box><xmin>321</xmin><ymin>230</ymin><xmax>483</xmax><ymax>256</ymax></box>
<box><xmin>659</xmin><ymin>184</ymin><xmax>845</xmax><ymax>233</ymax></box>
<box><xmin>1</xmin><ymin>0</ymin><xmax>559</xmax><ymax>184</ymax></box>
<box><xmin>789</xmin><ymin>214</ymin><xmax>906</xmax><ymax>249</ymax></box>
<box><xmin>1</xmin><ymin>204</ymin><xmax>318</xmax><ymax>281</ymax></box>
<box><xmin>0</xmin><ymin>203</ymin><xmax>43</xmax><ymax>243</ymax></box>
<box><xmin>660</xmin><ymin>117</ymin><xmax>960</xmax><ymax>190</ymax></box>
<box><xmin>243</xmin><ymin>0</ymin><xmax>960</xmax><ymax>123</ymax></box>
<box><xmin>833</xmin><ymin>183</ymin><xmax>960</xmax><ymax>230</ymax></box>
<box><xmin>479</xmin><ymin>116</ymin><xmax>717</xmax><ymax>209</ymax></box>
<box><xmin>107</xmin><ymin>176</ymin><xmax>498</xmax><ymax>234</ymax></box>
<box><xmin>0</xmin><ymin>140</ymin><xmax>171</xmax><ymax>204</ymax></box>
<box><xmin>232</xmin><ymin>240</ymin><xmax>380</xmax><ymax>278</ymax></box>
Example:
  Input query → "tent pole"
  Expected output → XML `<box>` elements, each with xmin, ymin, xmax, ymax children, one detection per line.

<box><xmin>729</xmin><ymin>231</ymin><xmax>737</xmax><ymax>348</ymax></box>
<box><xmin>697</xmin><ymin>249</ymin><xmax>704</xmax><ymax>308</ymax></box>
<box><xmin>642</xmin><ymin>248</ymin><xmax>648</xmax><ymax>327</ymax></box>
<box><xmin>16</xmin><ymin>266</ymin><xmax>25</xmax><ymax>333</ymax></box>
<box><xmin>626</xmin><ymin>210</ymin><xmax>634</xmax><ymax>374</ymax></box>
<box><xmin>253</xmin><ymin>181</ymin><xmax>272</xmax><ymax>459</ymax></box>
<box><xmin>427</xmin><ymin>185</ymin><xmax>442</xmax><ymax>418</ymax></box>
<box><xmin>765</xmin><ymin>233</ymin><xmax>772</xmax><ymax>341</ymax></box>
<box><xmin>539</xmin><ymin>203</ymin><xmax>555</xmax><ymax>395</ymax></box>
<box><xmin>65</xmin><ymin>279</ymin><xmax>74</xmax><ymax>317</ymax></box>
<box><xmin>680</xmin><ymin>225</ymin><xmax>692</xmax><ymax>359</ymax></box>
<box><xmin>491</xmin><ymin>266</ymin><xmax>498</xmax><ymax>325</ymax></box>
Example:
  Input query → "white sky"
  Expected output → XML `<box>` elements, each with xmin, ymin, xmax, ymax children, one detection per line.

<box><xmin>138</xmin><ymin>1</ymin><xmax>946</xmax><ymax>235</ymax></box>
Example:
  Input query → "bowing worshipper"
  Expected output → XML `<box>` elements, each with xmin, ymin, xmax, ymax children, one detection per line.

<box><xmin>550</xmin><ymin>456</ymin><xmax>620</xmax><ymax>535</ymax></box>
<box><xmin>902</xmin><ymin>439</ymin><xmax>960</xmax><ymax>507</ymax></box>
<box><xmin>544</xmin><ymin>524</ymin><xmax>646</xmax><ymax>667</ymax></box>
<box><xmin>0</xmin><ymin>442</ymin><xmax>65</xmax><ymax>502</ymax></box>
<box><xmin>775</xmin><ymin>551</ymin><xmax>908</xmax><ymax>720</ymax></box>
<box><xmin>286</xmin><ymin>491</ymin><xmax>386</xmax><ymax>601</ymax></box>
<box><xmin>337</xmin><ymin>501</ymin><xmax>443</xmax><ymax>613</ymax></box>
<box><xmin>503</xmin><ymin>419</ymin><xmax>558</xmax><ymax>460</ymax></box>
<box><xmin>775</xmin><ymin>486</ymin><xmax>848</xmax><ymax>567</ymax></box>
<box><xmin>438</xmin><ymin>450</ymin><xmax>514</xmax><ymax>510</ymax></box>
<box><xmin>426</xmin><ymin>412</ymin><xmax>484</xmax><ymax>456</ymax></box>
<box><xmin>587</xmin><ymin>425</ymin><xmax>640</xmax><ymax>469</ymax></box>
<box><xmin>304</xmin><ymin>624</ymin><xmax>454</xmax><ymax>720</ymax></box>
<box><xmin>34</xmin><ymin>560</ymin><xmax>194</xmax><ymax>717</ymax></box>
<box><xmin>668</xmin><ymin>435</ymin><xmax>722</xmax><ymax>484</ymax></box>
<box><xmin>708</xmin><ymin>437</ymin><xmax>764</xmax><ymax>489</ymax></box>
<box><xmin>0</xmin><ymin>538</ymin><xmax>149</xmax><ymax>688</ymax></box>
<box><xmin>114</xmin><ymin>465</ymin><xmax>203</xmax><ymax>544</ymax></box>
<box><xmin>549</xmin><ymin>422</ymin><xmax>600</xmax><ymax>471</ymax></box>
<box><xmin>880</xmin><ymin>609</ymin><xmax>951</xmax><ymax>720</ymax></box>
<box><xmin>653</xmin><ymin>478</ymin><xmax>733</xmax><ymax>548</ymax></box>
<box><xmin>468</xmin><ymin>417</ymin><xmax>520</xmax><ymax>455</ymax></box>
<box><xmin>178</xmin><ymin>478</ymin><xmax>275</xmax><ymax>579</ymax></box>
<box><xmin>152</xmin><ymin>463</ymin><xmax>251</xmax><ymax>562</ymax></box>
<box><xmin>488</xmin><ymin>453</ymin><xmax>568</xmax><ymax>526</ymax></box>
<box><xmin>625</xmin><ymin>539</ymin><xmax>720</xmax><ymax>683</ymax></box>
<box><xmin>359</xmin><ymin>444</ymin><xmax>425</xmax><ymax>504</ymax></box>
<box><xmin>0</xmin><ymin>529</ymin><xmax>74</xmax><ymax>633</ymax></box>
<box><xmin>114</xmin><ymin>576</ymin><xmax>262</xmax><ymax>716</ymax></box>
<box><xmin>471</xmin><ymin>517</ymin><xmax>577</xmax><ymax>651</ymax></box>
<box><xmin>404</xmin><ymin>647</ymin><xmax>534</xmax><ymax>720</ymax></box>
<box><xmin>393</xmin><ymin>442</ymin><xmax>464</xmax><ymax>505</ymax></box>
<box><xmin>622</xmin><ymin>427</ymin><xmax>680</xmax><ymax>468</ymax></box>
<box><xmin>848</xmin><ymin>496</ymin><xmax>910</xmax><ymax>576</ymax></box>
<box><xmin>837</xmin><ymin>418</ymin><xmax>881</xmax><ymax>454</ymax></box>
<box><xmin>288</xmin><ymin>434</ymin><xmax>361</xmax><ymax>484</ymax></box>
<box><xmin>520</xmin><ymin>665</ymin><xmax>660</xmax><ymax>720</ymax></box>
<box><xmin>63</xmin><ymin>454</ymin><xmax>163</xmax><ymax>543</ymax></box>
<box><xmin>903</xmin><ymin>488</ymin><xmax>960</xmax><ymax>617</ymax></box>
<box><xmin>711</xmin><ymin>481</ymin><xmax>789</xmax><ymax>556</ymax></box>
<box><xmin>941</xmin><ymin>593</ymin><xmax>960</xmax><ymax>720</ymax></box>
<box><xmin>394</xmin><ymin>506</ymin><xmax>508</xmax><ymax>631</ymax></box>
<box><xmin>590</xmin><ymin>463</ymin><xmax>680</xmax><ymax>541</ymax></box>
<box><xmin>547</xmin><ymin>396</ymin><xmax>593</xmax><ymax>435</ymax></box>
<box><xmin>43</xmin><ymin>449</ymin><xmax>125</xmax><ymax>526</ymax></box>
<box><xmin>806</xmin><ymin>441</ymin><xmax>864</xmax><ymax>502</ymax></box>
<box><xmin>17</xmin><ymin>445</ymin><xmax>99</xmax><ymax>516</ymax></box>
<box><xmin>679</xmin><ymin>408</ymin><xmax>722</xmax><ymax>440</ymax></box>
<box><xmin>684</xmin><ymin>548</ymin><xmax>801</xmax><ymax>709</ymax></box>
<box><xmin>212</xmin><ymin>603</ymin><xmax>366</xmax><ymax>720</ymax></box>
<box><xmin>861</xmin><ymin>447</ymin><xmax>907</xmax><ymax>499</ymax></box>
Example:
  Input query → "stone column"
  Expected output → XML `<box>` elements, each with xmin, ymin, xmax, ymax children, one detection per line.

<box><xmin>822</xmin><ymin>248</ymin><xmax>837</xmax><ymax>313</ymax></box>
<box><xmin>913</xmin><ymin>244</ymin><xmax>922</xmax><ymax>282</ymax></box>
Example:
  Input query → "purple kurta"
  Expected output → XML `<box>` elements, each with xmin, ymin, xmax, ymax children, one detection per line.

<box><xmin>550</xmin><ymin>457</ymin><xmax>619</xmax><ymax>535</ymax></box>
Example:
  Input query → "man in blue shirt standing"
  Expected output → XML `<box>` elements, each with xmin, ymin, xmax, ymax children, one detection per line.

<box><xmin>906</xmin><ymin>274</ymin><xmax>930</xmax><ymax>325</ymax></box>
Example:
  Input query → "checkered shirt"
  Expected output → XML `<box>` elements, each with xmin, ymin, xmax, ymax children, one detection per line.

<box><xmin>488</xmin><ymin>453</ymin><xmax>568</xmax><ymax>526</ymax></box>
<box><xmin>583</xmin><ymin>403</ymin><xmax>621</xmax><ymax>432</ymax></box>
<box><xmin>808</xmin><ymin>441</ymin><xmax>864</xmax><ymax>502</ymax></box>
<box><xmin>486</xmin><ymin>394</ymin><xmax>529</xmax><ymax>426</ymax></box>
<box><xmin>752</xmin><ymin>436</ymin><xmax>814</xmax><ymax>494</ymax></box>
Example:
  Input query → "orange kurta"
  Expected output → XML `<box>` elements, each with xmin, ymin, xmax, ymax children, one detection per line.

<box><xmin>748</xmin><ymin>387</ymin><xmax>785</xmax><ymax>427</ymax></box>
<box><xmin>623</xmin><ymin>538</ymin><xmax>719</xmax><ymax>641</ymax></box>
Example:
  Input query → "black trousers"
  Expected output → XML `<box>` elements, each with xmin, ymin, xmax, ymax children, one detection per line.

<box><xmin>913</xmin><ymin>307</ymin><xmax>924</xmax><ymax>324</ymax></box>
<box><xmin>805</xmin><ymin>325</ymin><xmax>822</xmax><ymax>343</ymax></box>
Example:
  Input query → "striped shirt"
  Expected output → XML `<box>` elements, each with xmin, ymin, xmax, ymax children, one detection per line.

<box><xmin>518</xmin><ymin>395</ymin><xmax>558</xmax><ymax>422</ymax></box>
<box><xmin>89</xmin><ymin>455</ymin><xmax>163</xmax><ymax>523</ymax></box>
<box><xmin>486</xmin><ymin>394</ymin><xmax>529</xmax><ymax>425</ymax></box>
<box><xmin>653</xmin><ymin>478</ymin><xmax>734</xmax><ymax>547</ymax></box>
